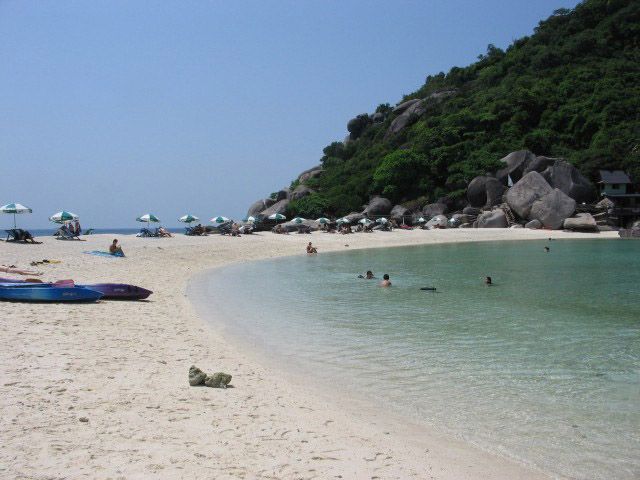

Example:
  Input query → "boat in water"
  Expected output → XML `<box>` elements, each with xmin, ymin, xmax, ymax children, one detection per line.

<box><xmin>0</xmin><ymin>283</ymin><xmax>103</xmax><ymax>302</ymax></box>
<box><xmin>0</xmin><ymin>278</ymin><xmax>152</xmax><ymax>300</ymax></box>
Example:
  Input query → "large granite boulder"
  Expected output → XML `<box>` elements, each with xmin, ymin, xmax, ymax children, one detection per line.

<box><xmin>297</xmin><ymin>166</ymin><xmax>323</xmax><ymax>183</ymax></box>
<box><xmin>344</xmin><ymin>212</ymin><xmax>366</xmax><ymax>223</ymax></box>
<box><xmin>204</xmin><ymin>372</ymin><xmax>232</xmax><ymax>389</ymax></box>
<box><xmin>275</xmin><ymin>189</ymin><xmax>291</xmax><ymax>202</ymax></box>
<box><xmin>426</xmin><ymin>216</ymin><xmax>447</xmax><ymax>229</ymax></box>
<box><xmin>476</xmin><ymin>209</ymin><xmax>508</xmax><ymax>228</ymax></box>
<box><xmin>525</xmin><ymin>219</ymin><xmax>542</xmax><ymax>229</ymax></box>
<box><xmin>595</xmin><ymin>198</ymin><xmax>614</xmax><ymax>210</ymax></box>
<box><xmin>467</xmin><ymin>176</ymin><xmax>489</xmax><ymax>207</ymax></box>
<box><xmin>436</xmin><ymin>196</ymin><xmax>457</xmax><ymax>212</ymax></box>
<box><xmin>386</xmin><ymin>100</ymin><xmax>426</xmax><ymax>138</ymax></box>
<box><xmin>463</xmin><ymin>206</ymin><xmax>482</xmax><ymax>216</ymax></box>
<box><xmin>485</xmin><ymin>177</ymin><xmax>508</xmax><ymax>207</ymax></box>
<box><xmin>392</xmin><ymin>99</ymin><xmax>422</xmax><ymax>115</ymax></box>
<box><xmin>372</xmin><ymin>112</ymin><xmax>385</xmax><ymax>123</ymax></box>
<box><xmin>505</xmin><ymin>172</ymin><xmax>553</xmax><ymax>219</ymax></box>
<box><xmin>290</xmin><ymin>185</ymin><xmax>315</xmax><ymax>201</ymax></box>
<box><xmin>247</xmin><ymin>199</ymin><xmax>267</xmax><ymax>218</ymax></box>
<box><xmin>451</xmin><ymin>213</ymin><xmax>473</xmax><ymax>224</ymax></box>
<box><xmin>495</xmin><ymin>150</ymin><xmax>536</xmax><ymax>185</ymax></box>
<box><xmin>364</xmin><ymin>196</ymin><xmax>393</xmax><ymax>216</ymax></box>
<box><xmin>347</xmin><ymin>114</ymin><xmax>371</xmax><ymax>140</ymax></box>
<box><xmin>422</xmin><ymin>203</ymin><xmax>447</xmax><ymax>218</ymax></box>
<box><xmin>542</xmin><ymin>160</ymin><xmax>596</xmax><ymax>204</ymax></box>
<box><xmin>530</xmin><ymin>189</ymin><xmax>576</xmax><ymax>230</ymax></box>
<box><xmin>563</xmin><ymin>213</ymin><xmax>598</xmax><ymax>231</ymax></box>
<box><xmin>261</xmin><ymin>199</ymin><xmax>290</xmax><ymax>217</ymax></box>
<box><xmin>264</xmin><ymin>197</ymin><xmax>277</xmax><ymax>208</ymax></box>
<box><xmin>523</xmin><ymin>156</ymin><xmax>558</xmax><ymax>176</ymax></box>
<box><xmin>390</xmin><ymin>205</ymin><xmax>410</xmax><ymax>222</ymax></box>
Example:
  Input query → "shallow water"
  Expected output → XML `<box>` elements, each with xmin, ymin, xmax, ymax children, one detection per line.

<box><xmin>195</xmin><ymin>239</ymin><xmax>640</xmax><ymax>479</ymax></box>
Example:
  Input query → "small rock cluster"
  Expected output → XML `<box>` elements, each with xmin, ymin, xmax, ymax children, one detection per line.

<box><xmin>189</xmin><ymin>365</ymin><xmax>232</xmax><ymax>389</ymax></box>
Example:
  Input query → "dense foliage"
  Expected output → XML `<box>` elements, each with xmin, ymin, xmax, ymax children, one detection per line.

<box><xmin>288</xmin><ymin>0</ymin><xmax>640</xmax><ymax>218</ymax></box>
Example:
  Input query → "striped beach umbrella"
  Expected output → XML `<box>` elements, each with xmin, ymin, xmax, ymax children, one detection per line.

<box><xmin>316</xmin><ymin>217</ymin><xmax>330</xmax><ymax>224</ymax></box>
<box><xmin>136</xmin><ymin>214</ymin><xmax>160</xmax><ymax>228</ymax></box>
<box><xmin>376</xmin><ymin>217</ymin><xmax>388</xmax><ymax>224</ymax></box>
<box><xmin>242</xmin><ymin>216</ymin><xmax>257</xmax><ymax>223</ymax></box>
<box><xmin>417</xmin><ymin>217</ymin><xmax>426</xmax><ymax>223</ymax></box>
<box><xmin>49</xmin><ymin>211</ymin><xmax>79</xmax><ymax>224</ymax></box>
<box><xmin>336</xmin><ymin>217</ymin><xmax>350</xmax><ymax>223</ymax></box>
<box><xmin>268</xmin><ymin>213</ymin><xmax>286</xmax><ymax>225</ymax></box>
<box><xmin>291</xmin><ymin>217</ymin><xmax>306</xmax><ymax>223</ymax></box>
<box><xmin>1</xmin><ymin>203</ymin><xmax>32</xmax><ymax>228</ymax></box>
<box><xmin>358</xmin><ymin>218</ymin><xmax>373</xmax><ymax>224</ymax></box>
<box><xmin>179</xmin><ymin>214</ymin><xmax>199</xmax><ymax>224</ymax></box>
<box><xmin>211</xmin><ymin>216</ymin><xmax>230</xmax><ymax>224</ymax></box>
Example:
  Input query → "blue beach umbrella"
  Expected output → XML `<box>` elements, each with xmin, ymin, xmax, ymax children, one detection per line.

<box><xmin>1</xmin><ymin>203</ymin><xmax>32</xmax><ymax>228</ymax></box>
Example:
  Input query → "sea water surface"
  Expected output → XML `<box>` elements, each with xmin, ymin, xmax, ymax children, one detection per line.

<box><xmin>192</xmin><ymin>239</ymin><xmax>640</xmax><ymax>480</ymax></box>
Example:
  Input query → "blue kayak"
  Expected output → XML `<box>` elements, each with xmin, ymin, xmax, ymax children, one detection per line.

<box><xmin>0</xmin><ymin>283</ymin><xmax>103</xmax><ymax>302</ymax></box>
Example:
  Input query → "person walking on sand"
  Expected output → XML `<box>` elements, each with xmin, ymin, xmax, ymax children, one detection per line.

<box><xmin>110</xmin><ymin>239</ymin><xmax>125</xmax><ymax>257</ymax></box>
<box><xmin>380</xmin><ymin>274</ymin><xmax>392</xmax><ymax>287</ymax></box>
<box><xmin>306</xmin><ymin>242</ymin><xmax>317</xmax><ymax>254</ymax></box>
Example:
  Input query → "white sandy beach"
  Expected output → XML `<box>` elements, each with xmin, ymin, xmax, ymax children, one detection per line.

<box><xmin>0</xmin><ymin>228</ymin><xmax>617</xmax><ymax>479</ymax></box>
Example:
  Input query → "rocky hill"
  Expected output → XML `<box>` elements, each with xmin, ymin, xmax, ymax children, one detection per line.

<box><xmin>247</xmin><ymin>0</ymin><xmax>640</xmax><ymax>225</ymax></box>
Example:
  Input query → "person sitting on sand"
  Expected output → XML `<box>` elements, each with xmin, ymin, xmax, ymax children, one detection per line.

<box><xmin>158</xmin><ymin>226</ymin><xmax>173</xmax><ymax>237</ymax></box>
<box><xmin>0</xmin><ymin>265</ymin><xmax>43</xmax><ymax>276</ymax></box>
<box><xmin>485</xmin><ymin>276</ymin><xmax>492</xmax><ymax>286</ymax></box>
<box><xmin>380</xmin><ymin>274</ymin><xmax>391</xmax><ymax>287</ymax></box>
<box><xmin>109</xmin><ymin>239</ymin><xmax>125</xmax><ymax>256</ymax></box>
<box><xmin>306</xmin><ymin>242</ymin><xmax>317</xmax><ymax>254</ymax></box>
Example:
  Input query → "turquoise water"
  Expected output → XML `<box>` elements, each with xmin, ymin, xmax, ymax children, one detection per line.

<box><xmin>192</xmin><ymin>239</ymin><xmax>640</xmax><ymax>479</ymax></box>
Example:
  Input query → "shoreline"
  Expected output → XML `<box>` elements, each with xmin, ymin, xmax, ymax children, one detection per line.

<box><xmin>0</xmin><ymin>229</ymin><xmax>617</xmax><ymax>479</ymax></box>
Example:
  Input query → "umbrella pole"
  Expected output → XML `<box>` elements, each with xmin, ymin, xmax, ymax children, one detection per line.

<box><xmin>14</xmin><ymin>213</ymin><xmax>16</xmax><ymax>229</ymax></box>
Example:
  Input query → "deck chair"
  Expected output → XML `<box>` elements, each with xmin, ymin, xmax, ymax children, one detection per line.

<box><xmin>84</xmin><ymin>228</ymin><xmax>94</xmax><ymax>235</ymax></box>
<box><xmin>138</xmin><ymin>227</ymin><xmax>159</xmax><ymax>237</ymax></box>
<box><xmin>53</xmin><ymin>226</ymin><xmax>75</xmax><ymax>240</ymax></box>
<box><xmin>184</xmin><ymin>226</ymin><xmax>196</xmax><ymax>236</ymax></box>
<box><xmin>5</xmin><ymin>229</ymin><xmax>20</xmax><ymax>241</ymax></box>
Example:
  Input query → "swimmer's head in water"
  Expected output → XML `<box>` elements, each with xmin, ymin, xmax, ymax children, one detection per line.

<box><xmin>485</xmin><ymin>276</ymin><xmax>492</xmax><ymax>284</ymax></box>
<box><xmin>366</xmin><ymin>270</ymin><xmax>373</xmax><ymax>278</ymax></box>
<box><xmin>383</xmin><ymin>274</ymin><xmax>389</xmax><ymax>280</ymax></box>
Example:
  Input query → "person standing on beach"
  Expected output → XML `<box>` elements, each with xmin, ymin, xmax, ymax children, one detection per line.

<box><xmin>380</xmin><ymin>274</ymin><xmax>391</xmax><ymax>287</ymax></box>
<box><xmin>110</xmin><ymin>239</ymin><xmax>125</xmax><ymax>256</ymax></box>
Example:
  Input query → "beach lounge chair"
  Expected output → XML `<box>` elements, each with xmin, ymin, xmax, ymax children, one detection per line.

<box><xmin>84</xmin><ymin>228</ymin><xmax>94</xmax><ymax>235</ymax></box>
<box><xmin>185</xmin><ymin>226</ymin><xmax>196</xmax><ymax>236</ymax></box>
<box><xmin>5</xmin><ymin>228</ymin><xmax>40</xmax><ymax>243</ymax></box>
<box><xmin>138</xmin><ymin>227</ymin><xmax>159</xmax><ymax>237</ymax></box>
<box><xmin>53</xmin><ymin>226</ymin><xmax>76</xmax><ymax>240</ymax></box>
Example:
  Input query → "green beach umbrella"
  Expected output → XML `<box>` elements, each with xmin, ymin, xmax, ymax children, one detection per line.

<box><xmin>211</xmin><ymin>216</ymin><xmax>230</xmax><ymax>224</ymax></box>
<box><xmin>137</xmin><ymin>213</ymin><xmax>160</xmax><ymax>228</ymax></box>
<box><xmin>49</xmin><ymin>211</ymin><xmax>79</xmax><ymax>224</ymax></box>
<box><xmin>376</xmin><ymin>217</ymin><xmax>388</xmax><ymax>224</ymax></box>
<box><xmin>179</xmin><ymin>214</ymin><xmax>199</xmax><ymax>224</ymax></box>
<box><xmin>292</xmin><ymin>217</ymin><xmax>306</xmax><ymax>223</ymax></box>
<box><xmin>268</xmin><ymin>213</ymin><xmax>286</xmax><ymax>225</ymax></box>
<box><xmin>417</xmin><ymin>217</ymin><xmax>426</xmax><ymax>223</ymax></box>
<box><xmin>358</xmin><ymin>218</ymin><xmax>373</xmax><ymax>224</ymax></box>
<box><xmin>316</xmin><ymin>217</ymin><xmax>330</xmax><ymax>224</ymax></box>
<box><xmin>1</xmin><ymin>203</ymin><xmax>32</xmax><ymax>228</ymax></box>
<box><xmin>242</xmin><ymin>216</ymin><xmax>257</xmax><ymax>223</ymax></box>
<box><xmin>336</xmin><ymin>217</ymin><xmax>350</xmax><ymax>223</ymax></box>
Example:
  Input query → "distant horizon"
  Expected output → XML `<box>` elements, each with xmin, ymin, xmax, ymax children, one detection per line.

<box><xmin>1</xmin><ymin>0</ymin><xmax>581</xmax><ymax>230</ymax></box>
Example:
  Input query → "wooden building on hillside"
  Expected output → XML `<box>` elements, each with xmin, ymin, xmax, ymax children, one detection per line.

<box><xmin>599</xmin><ymin>170</ymin><xmax>640</xmax><ymax>227</ymax></box>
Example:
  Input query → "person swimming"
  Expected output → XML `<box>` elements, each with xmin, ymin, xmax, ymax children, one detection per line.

<box><xmin>544</xmin><ymin>246</ymin><xmax>550</xmax><ymax>252</ymax></box>
<box><xmin>485</xmin><ymin>276</ymin><xmax>492</xmax><ymax>286</ymax></box>
<box><xmin>358</xmin><ymin>270</ymin><xmax>375</xmax><ymax>279</ymax></box>
<box><xmin>380</xmin><ymin>274</ymin><xmax>391</xmax><ymax>287</ymax></box>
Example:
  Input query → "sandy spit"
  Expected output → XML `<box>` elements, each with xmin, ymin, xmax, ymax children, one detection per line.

<box><xmin>0</xmin><ymin>228</ymin><xmax>616</xmax><ymax>479</ymax></box>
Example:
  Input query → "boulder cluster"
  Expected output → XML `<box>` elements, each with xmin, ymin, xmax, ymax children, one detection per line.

<box><xmin>189</xmin><ymin>365</ymin><xmax>232</xmax><ymax>389</ymax></box>
<box><xmin>246</xmin><ymin>149</ymin><xmax>618</xmax><ymax>233</ymax></box>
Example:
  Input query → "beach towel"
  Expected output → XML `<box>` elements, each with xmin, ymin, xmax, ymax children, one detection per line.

<box><xmin>83</xmin><ymin>251</ymin><xmax>124</xmax><ymax>258</ymax></box>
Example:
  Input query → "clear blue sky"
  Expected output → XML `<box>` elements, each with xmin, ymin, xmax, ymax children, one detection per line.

<box><xmin>0</xmin><ymin>0</ymin><xmax>580</xmax><ymax>229</ymax></box>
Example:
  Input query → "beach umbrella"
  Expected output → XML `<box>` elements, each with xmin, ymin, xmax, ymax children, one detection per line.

<box><xmin>316</xmin><ymin>217</ymin><xmax>330</xmax><ymax>224</ymax></box>
<box><xmin>292</xmin><ymin>217</ymin><xmax>306</xmax><ymax>223</ymax></box>
<box><xmin>242</xmin><ymin>216</ymin><xmax>257</xmax><ymax>223</ymax></box>
<box><xmin>268</xmin><ymin>213</ymin><xmax>286</xmax><ymax>225</ymax></box>
<box><xmin>136</xmin><ymin>213</ymin><xmax>160</xmax><ymax>228</ymax></box>
<box><xmin>1</xmin><ymin>203</ymin><xmax>32</xmax><ymax>228</ymax></box>
<box><xmin>376</xmin><ymin>217</ymin><xmax>388</xmax><ymax>224</ymax></box>
<box><xmin>336</xmin><ymin>217</ymin><xmax>350</xmax><ymax>223</ymax></box>
<box><xmin>49</xmin><ymin>211</ymin><xmax>79</xmax><ymax>224</ymax></box>
<box><xmin>179</xmin><ymin>214</ymin><xmax>199</xmax><ymax>224</ymax></box>
<box><xmin>211</xmin><ymin>216</ymin><xmax>230</xmax><ymax>224</ymax></box>
<box><xmin>358</xmin><ymin>218</ymin><xmax>373</xmax><ymax>224</ymax></box>
<box><xmin>417</xmin><ymin>217</ymin><xmax>426</xmax><ymax>223</ymax></box>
